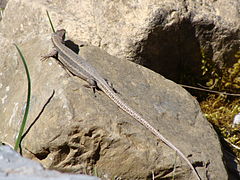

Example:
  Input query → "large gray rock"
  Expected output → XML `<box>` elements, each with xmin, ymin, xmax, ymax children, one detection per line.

<box><xmin>0</xmin><ymin>0</ymin><xmax>233</xmax><ymax>179</ymax></box>
<box><xmin>0</xmin><ymin>145</ymin><xmax>99</xmax><ymax>180</ymax></box>
<box><xmin>1</xmin><ymin>0</ymin><xmax>239</xmax><ymax>81</ymax></box>
<box><xmin>2</xmin><ymin>0</ymin><xmax>238</xmax><ymax>81</ymax></box>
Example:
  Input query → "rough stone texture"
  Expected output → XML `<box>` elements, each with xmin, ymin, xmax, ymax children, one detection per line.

<box><xmin>0</xmin><ymin>145</ymin><xmax>99</xmax><ymax>180</ymax></box>
<box><xmin>1</xmin><ymin>0</ymin><xmax>239</xmax><ymax>82</ymax></box>
<box><xmin>0</xmin><ymin>0</ymin><xmax>234</xmax><ymax>179</ymax></box>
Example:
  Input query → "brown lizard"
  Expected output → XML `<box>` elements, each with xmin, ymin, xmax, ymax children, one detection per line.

<box><xmin>43</xmin><ymin>29</ymin><xmax>201</xmax><ymax>180</ymax></box>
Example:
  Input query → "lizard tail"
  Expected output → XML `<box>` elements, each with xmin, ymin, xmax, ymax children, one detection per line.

<box><xmin>104</xmin><ymin>87</ymin><xmax>201</xmax><ymax>180</ymax></box>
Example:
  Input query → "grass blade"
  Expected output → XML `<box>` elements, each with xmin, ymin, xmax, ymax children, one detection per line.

<box><xmin>46</xmin><ymin>10</ymin><xmax>55</xmax><ymax>33</ymax></box>
<box><xmin>13</xmin><ymin>44</ymin><xmax>31</xmax><ymax>152</ymax></box>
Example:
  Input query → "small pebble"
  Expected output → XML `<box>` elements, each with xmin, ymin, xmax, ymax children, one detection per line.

<box><xmin>232</xmin><ymin>113</ymin><xmax>240</xmax><ymax>127</ymax></box>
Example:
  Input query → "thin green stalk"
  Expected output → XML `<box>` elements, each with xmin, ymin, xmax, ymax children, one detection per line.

<box><xmin>14</xmin><ymin>44</ymin><xmax>31</xmax><ymax>151</ymax></box>
<box><xmin>93</xmin><ymin>167</ymin><xmax>99</xmax><ymax>177</ymax></box>
<box><xmin>46</xmin><ymin>10</ymin><xmax>55</xmax><ymax>33</ymax></box>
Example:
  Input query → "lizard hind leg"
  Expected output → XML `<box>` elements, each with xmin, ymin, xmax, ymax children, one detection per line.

<box><xmin>104</xmin><ymin>79</ymin><xmax>119</xmax><ymax>94</ymax></box>
<box><xmin>83</xmin><ymin>78</ymin><xmax>98</xmax><ymax>94</ymax></box>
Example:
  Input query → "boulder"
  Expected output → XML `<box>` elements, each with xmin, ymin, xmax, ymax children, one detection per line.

<box><xmin>1</xmin><ymin>0</ymin><xmax>239</xmax><ymax>81</ymax></box>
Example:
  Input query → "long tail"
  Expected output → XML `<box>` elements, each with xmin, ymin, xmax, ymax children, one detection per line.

<box><xmin>102</xmin><ymin>84</ymin><xmax>201</xmax><ymax>180</ymax></box>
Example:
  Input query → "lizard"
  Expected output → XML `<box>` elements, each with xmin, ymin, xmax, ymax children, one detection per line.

<box><xmin>43</xmin><ymin>29</ymin><xmax>201</xmax><ymax>180</ymax></box>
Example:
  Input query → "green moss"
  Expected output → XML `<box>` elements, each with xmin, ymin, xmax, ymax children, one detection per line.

<box><xmin>199</xmin><ymin>51</ymin><xmax>240</xmax><ymax>158</ymax></box>
<box><xmin>201</xmin><ymin>50</ymin><xmax>240</xmax><ymax>92</ymax></box>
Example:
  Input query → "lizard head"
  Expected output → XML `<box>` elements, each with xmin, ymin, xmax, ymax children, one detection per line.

<box><xmin>55</xmin><ymin>29</ymin><xmax>66</xmax><ymax>42</ymax></box>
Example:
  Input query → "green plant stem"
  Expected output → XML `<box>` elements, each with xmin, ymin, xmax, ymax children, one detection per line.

<box><xmin>13</xmin><ymin>44</ymin><xmax>31</xmax><ymax>151</ymax></box>
<box><xmin>46</xmin><ymin>10</ymin><xmax>55</xmax><ymax>33</ymax></box>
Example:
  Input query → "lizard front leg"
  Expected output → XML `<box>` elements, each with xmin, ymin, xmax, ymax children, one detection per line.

<box><xmin>83</xmin><ymin>78</ymin><xmax>98</xmax><ymax>94</ymax></box>
<box><xmin>41</xmin><ymin>48</ymin><xmax>58</xmax><ymax>61</ymax></box>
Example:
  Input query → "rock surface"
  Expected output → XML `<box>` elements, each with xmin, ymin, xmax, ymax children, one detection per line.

<box><xmin>0</xmin><ymin>145</ymin><xmax>99</xmax><ymax>180</ymax></box>
<box><xmin>0</xmin><ymin>0</ymin><xmax>233</xmax><ymax>179</ymax></box>
<box><xmin>1</xmin><ymin>0</ymin><xmax>239</xmax><ymax>82</ymax></box>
